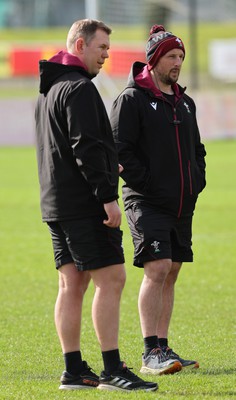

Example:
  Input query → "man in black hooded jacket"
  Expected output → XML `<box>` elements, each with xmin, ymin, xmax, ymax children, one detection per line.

<box><xmin>110</xmin><ymin>24</ymin><xmax>206</xmax><ymax>376</ymax></box>
<box><xmin>35</xmin><ymin>19</ymin><xmax>157</xmax><ymax>393</ymax></box>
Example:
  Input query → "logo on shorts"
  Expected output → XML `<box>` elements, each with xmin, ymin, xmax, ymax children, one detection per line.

<box><xmin>151</xmin><ymin>241</ymin><xmax>161</xmax><ymax>253</ymax></box>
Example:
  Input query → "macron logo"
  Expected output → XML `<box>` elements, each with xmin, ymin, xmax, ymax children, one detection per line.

<box><xmin>150</xmin><ymin>102</ymin><xmax>157</xmax><ymax>110</ymax></box>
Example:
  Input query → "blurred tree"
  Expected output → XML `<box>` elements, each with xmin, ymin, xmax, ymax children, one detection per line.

<box><xmin>145</xmin><ymin>0</ymin><xmax>188</xmax><ymax>31</ymax></box>
<box><xmin>145</xmin><ymin>0</ymin><xmax>170</xmax><ymax>29</ymax></box>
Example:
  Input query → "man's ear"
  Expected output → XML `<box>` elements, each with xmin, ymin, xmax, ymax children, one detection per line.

<box><xmin>75</xmin><ymin>37</ymin><xmax>85</xmax><ymax>54</ymax></box>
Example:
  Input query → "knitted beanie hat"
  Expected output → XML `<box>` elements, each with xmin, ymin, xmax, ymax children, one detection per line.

<box><xmin>146</xmin><ymin>24</ymin><xmax>185</xmax><ymax>70</ymax></box>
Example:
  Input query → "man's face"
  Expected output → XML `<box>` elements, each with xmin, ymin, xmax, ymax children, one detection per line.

<box><xmin>154</xmin><ymin>48</ymin><xmax>184</xmax><ymax>85</ymax></box>
<box><xmin>82</xmin><ymin>29</ymin><xmax>110</xmax><ymax>75</ymax></box>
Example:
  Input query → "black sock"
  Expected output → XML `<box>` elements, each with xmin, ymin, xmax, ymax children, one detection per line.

<box><xmin>144</xmin><ymin>336</ymin><xmax>159</xmax><ymax>357</ymax></box>
<box><xmin>64</xmin><ymin>351</ymin><xmax>83</xmax><ymax>376</ymax></box>
<box><xmin>102</xmin><ymin>349</ymin><xmax>120</xmax><ymax>375</ymax></box>
<box><xmin>159</xmin><ymin>338</ymin><xmax>168</xmax><ymax>348</ymax></box>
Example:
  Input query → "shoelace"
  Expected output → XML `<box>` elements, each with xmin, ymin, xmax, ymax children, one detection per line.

<box><xmin>150</xmin><ymin>348</ymin><xmax>167</xmax><ymax>362</ymax></box>
<box><xmin>121</xmin><ymin>365</ymin><xmax>141</xmax><ymax>382</ymax></box>
<box><xmin>82</xmin><ymin>361</ymin><xmax>98</xmax><ymax>377</ymax></box>
<box><xmin>165</xmin><ymin>347</ymin><xmax>179</xmax><ymax>358</ymax></box>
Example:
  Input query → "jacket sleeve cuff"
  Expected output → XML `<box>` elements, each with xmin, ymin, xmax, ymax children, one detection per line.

<box><xmin>102</xmin><ymin>194</ymin><xmax>119</xmax><ymax>204</ymax></box>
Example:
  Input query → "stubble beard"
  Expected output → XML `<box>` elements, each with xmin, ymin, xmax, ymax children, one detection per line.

<box><xmin>162</xmin><ymin>70</ymin><xmax>180</xmax><ymax>85</ymax></box>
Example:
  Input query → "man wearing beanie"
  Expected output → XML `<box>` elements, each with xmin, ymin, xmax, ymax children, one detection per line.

<box><xmin>110</xmin><ymin>25</ymin><xmax>206</xmax><ymax>375</ymax></box>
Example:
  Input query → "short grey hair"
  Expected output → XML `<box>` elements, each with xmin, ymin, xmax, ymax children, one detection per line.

<box><xmin>66</xmin><ymin>19</ymin><xmax>112</xmax><ymax>51</ymax></box>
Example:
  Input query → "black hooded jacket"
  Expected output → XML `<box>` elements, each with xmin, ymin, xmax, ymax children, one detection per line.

<box><xmin>110</xmin><ymin>62</ymin><xmax>206</xmax><ymax>217</ymax></box>
<box><xmin>35</xmin><ymin>53</ymin><xmax>119</xmax><ymax>222</ymax></box>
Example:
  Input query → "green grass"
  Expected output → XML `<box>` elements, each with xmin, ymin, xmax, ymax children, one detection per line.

<box><xmin>0</xmin><ymin>140</ymin><xmax>235</xmax><ymax>399</ymax></box>
<box><xmin>1</xmin><ymin>21</ymin><xmax>236</xmax><ymax>43</ymax></box>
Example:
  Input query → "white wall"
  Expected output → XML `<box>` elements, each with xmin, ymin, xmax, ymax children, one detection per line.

<box><xmin>0</xmin><ymin>92</ymin><xmax>236</xmax><ymax>146</ymax></box>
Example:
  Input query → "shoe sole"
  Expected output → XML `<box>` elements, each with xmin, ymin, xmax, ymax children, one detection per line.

<box><xmin>181</xmin><ymin>362</ymin><xmax>200</xmax><ymax>369</ymax></box>
<box><xmin>140</xmin><ymin>361</ymin><xmax>182</xmax><ymax>376</ymax></box>
<box><xmin>59</xmin><ymin>384</ymin><xmax>98</xmax><ymax>390</ymax></box>
<box><xmin>97</xmin><ymin>384</ymin><xmax>158</xmax><ymax>392</ymax></box>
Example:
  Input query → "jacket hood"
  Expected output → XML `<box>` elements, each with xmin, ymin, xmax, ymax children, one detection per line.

<box><xmin>126</xmin><ymin>61</ymin><xmax>185</xmax><ymax>99</ymax></box>
<box><xmin>38</xmin><ymin>50</ymin><xmax>92</xmax><ymax>94</ymax></box>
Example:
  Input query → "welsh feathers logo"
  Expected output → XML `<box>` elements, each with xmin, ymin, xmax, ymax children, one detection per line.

<box><xmin>175</xmin><ymin>37</ymin><xmax>183</xmax><ymax>47</ymax></box>
<box><xmin>183</xmin><ymin>102</ymin><xmax>191</xmax><ymax>113</ymax></box>
<box><xmin>151</xmin><ymin>241</ymin><xmax>161</xmax><ymax>253</ymax></box>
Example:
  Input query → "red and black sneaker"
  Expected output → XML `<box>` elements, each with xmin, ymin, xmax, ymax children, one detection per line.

<box><xmin>59</xmin><ymin>361</ymin><xmax>99</xmax><ymax>390</ymax></box>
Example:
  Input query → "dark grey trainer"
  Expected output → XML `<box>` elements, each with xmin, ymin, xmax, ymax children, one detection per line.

<box><xmin>140</xmin><ymin>347</ymin><xmax>182</xmax><ymax>375</ymax></box>
<box><xmin>162</xmin><ymin>346</ymin><xmax>199</xmax><ymax>369</ymax></box>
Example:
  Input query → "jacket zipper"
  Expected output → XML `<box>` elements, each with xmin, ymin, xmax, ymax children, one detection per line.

<box><xmin>173</xmin><ymin>107</ymin><xmax>184</xmax><ymax>218</ymax></box>
<box><xmin>160</xmin><ymin>96</ymin><xmax>185</xmax><ymax>218</ymax></box>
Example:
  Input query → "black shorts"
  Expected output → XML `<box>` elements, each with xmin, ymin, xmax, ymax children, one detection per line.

<box><xmin>47</xmin><ymin>217</ymin><xmax>125</xmax><ymax>271</ymax></box>
<box><xmin>125</xmin><ymin>203</ymin><xmax>193</xmax><ymax>268</ymax></box>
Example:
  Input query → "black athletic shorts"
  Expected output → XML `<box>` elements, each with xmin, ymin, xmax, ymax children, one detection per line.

<box><xmin>47</xmin><ymin>217</ymin><xmax>125</xmax><ymax>271</ymax></box>
<box><xmin>125</xmin><ymin>203</ymin><xmax>193</xmax><ymax>268</ymax></box>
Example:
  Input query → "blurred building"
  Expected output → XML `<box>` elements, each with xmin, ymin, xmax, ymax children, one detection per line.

<box><xmin>0</xmin><ymin>0</ymin><xmax>85</xmax><ymax>27</ymax></box>
<box><xmin>0</xmin><ymin>0</ymin><xmax>235</xmax><ymax>27</ymax></box>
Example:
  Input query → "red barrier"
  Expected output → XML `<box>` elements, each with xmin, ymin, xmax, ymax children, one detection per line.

<box><xmin>109</xmin><ymin>47</ymin><xmax>146</xmax><ymax>75</ymax></box>
<box><xmin>9</xmin><ymin>48</ymin><xmax>41</xmax><ymax>76</ymax></box>
<box><xmin>9</xmin><ymin>46</ymin><xmax>145</xmax><ymax>77</ymax></box>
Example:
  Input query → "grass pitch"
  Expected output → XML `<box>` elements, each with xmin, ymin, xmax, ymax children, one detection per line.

<box><xmin>0</xmin><ymin>140</ymin><xmax>235</xmax><ymax>399</ymax></box>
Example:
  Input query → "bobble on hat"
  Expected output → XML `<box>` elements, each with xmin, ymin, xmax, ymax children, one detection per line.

<box><xmin>149</xmin><ymin>24</ymin><xmax>165</xmax><ymax>35</ymax></box>
<box><xmin>146</xmin><ymin>24</ymin><xmax>185</xmax><ymax>70</ymax></box>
